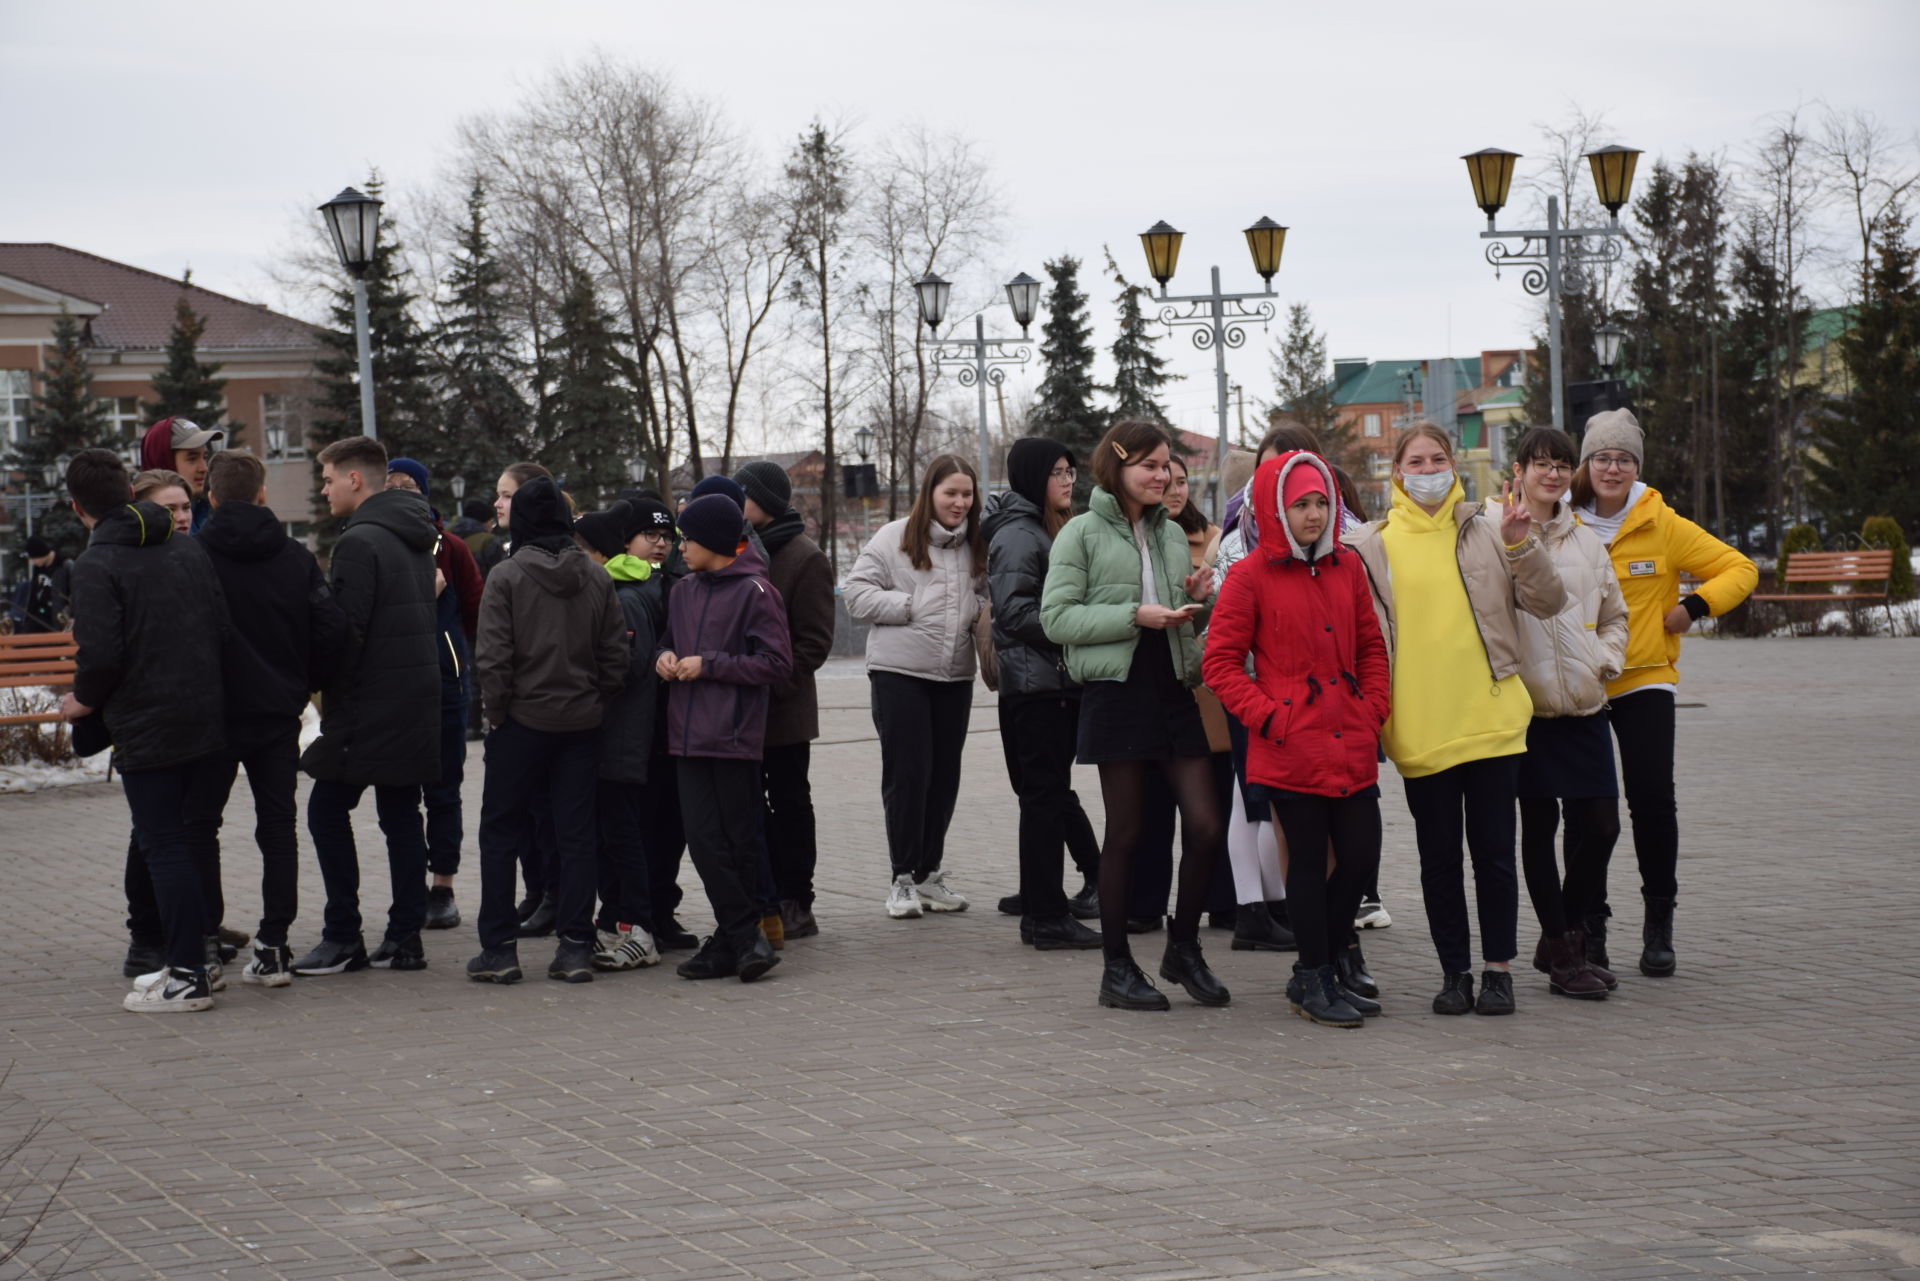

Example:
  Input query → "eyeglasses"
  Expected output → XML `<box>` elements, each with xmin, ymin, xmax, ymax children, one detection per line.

<box><xmin>1049</xmin><ymin>465</ymin><xmax>1075</xmax><ymax>480</ymax></box>
<box><xmin>1590</xmin><ymin>453</ymin><xmax>1638</xmax><ymax>473</ymax></box>
<box><xmin>1526</xmin><ymin>460</ymin><xmax>1572</xmax><ymax>477</ymax></box>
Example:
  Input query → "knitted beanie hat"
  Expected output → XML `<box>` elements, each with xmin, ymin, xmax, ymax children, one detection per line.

<box><xmin>1580</xmin><ymin>408</ymin><xmax>1644</xmax><ymax>465</ymax></box>
<box><xmin>678</xmin><ymin>493</ymin><xmax>745</xmax><ymax>555</ymax></box>
<box><xmin>733</xmin><ymin>460</ymin><xmax>793</xmax><ymax>519</ymax></box>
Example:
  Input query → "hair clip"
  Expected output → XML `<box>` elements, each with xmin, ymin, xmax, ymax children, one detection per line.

<box><xmin>1111</xmin><ymin>442</ymin><xmax>1129</xmax><ymax>462</ymax></box>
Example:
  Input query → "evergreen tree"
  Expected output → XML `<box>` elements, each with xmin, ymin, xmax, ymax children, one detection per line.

<box><xmin>436</xmin><ymin>178</ymin><xmax>531</xmax><ymax>503</ymax></box>
<box><xmin>1811</xmin><ymin>203</ymin><xmax>1920</xmax><ymax>531</ymax></box>
<box><xmin>1034</xmin><ymin>255</ymin><xmax>1104</xmax><ymax>499</ymax></box>
<box><xmin>1102</xmin><ymin>248</ymin><xmax>1174</xmax><ymax>426</ymax></box>
<box><xmin>1264</xmin><ymin>302</ymin><xmax>1358</xmax><ymax>470</ymax></box>
<box><xmin>536</xmin><ymin>265</ymin><xmax>637</xmax><ymax>506</ymax></box>
<box><xmin>144</xmin><ymin>275</ymin><xmax>228</xmax><ymax>431</ymax></box>
<box><xmin>8</xmin><ymin>307</ymin><xmax>106</xmax><ymax>557</ymax></box>
<box><xmin>310</xmin><ymin>177</ymin><xmax>444</xmax><ymax>522</ymax></box>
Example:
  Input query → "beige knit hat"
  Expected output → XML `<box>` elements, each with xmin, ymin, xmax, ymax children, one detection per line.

<box><xmin>1580</xmin><ymin>408</ymin><xmax>1644</xmax><ymax>464</ymax></box>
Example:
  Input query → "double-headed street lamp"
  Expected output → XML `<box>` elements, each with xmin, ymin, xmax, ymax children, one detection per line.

<box><xmin>1462</xmin><ymin>144</ymin><xmax>1641</xmax><ymax>432</ymax></box>
<box><xmin>318</xmin><ymin>186</ymin><xmax>384</xmax><ymax>441</ymax></box>
<box><xmin>914</xmin><ymin>271</ymin><xmax>1043</xmax><ymax>492</ymax></box>
<box><xmin>1139</xmin><ymin>218</ymin><xmax>1286</xmax><ymax>519</ymax></box>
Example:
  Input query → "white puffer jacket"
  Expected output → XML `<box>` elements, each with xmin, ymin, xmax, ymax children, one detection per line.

<box><xmin>1496</xmin><ymin>500</ymin><xmax>1629</xmax><ymax>718</ymax></box>
<box><xmin>843</xmin><ymin>517</ymin><xmax>985</xmax><ymax>682</ymax></box>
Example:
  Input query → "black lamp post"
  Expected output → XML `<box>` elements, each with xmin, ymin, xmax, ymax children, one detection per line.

<box><xmin>318</xmin><ymin>186</ymin><xmax>384</xmax><ymax>440</ymax></box>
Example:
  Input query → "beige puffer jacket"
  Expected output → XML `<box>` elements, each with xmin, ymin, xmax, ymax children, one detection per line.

<box><xmin>1494</xmin><ymin>501</ymin><xmax>1629</xmax><ymax>717</ymax></box>
<box><xmin>843</xmin><ymin>517</ymin><xmax>985</xmax><ymax>682</ymax></box>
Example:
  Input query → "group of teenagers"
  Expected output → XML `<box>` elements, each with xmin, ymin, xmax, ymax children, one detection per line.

<box><xmin>844</xmin><ymin>407</ymin><xmax>1755</xmax><ymax>1027</ymax></box>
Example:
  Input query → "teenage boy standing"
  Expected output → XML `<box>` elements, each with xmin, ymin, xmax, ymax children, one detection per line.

<box><xmin>194</xmin><ymin>451</ymin><xmax>350</xmax><ymax>985</ymax></box>
<box><xmin>657</xmin><ymin>493</ymin><xmax>793</xmax><ymax>983</ymax></box>
<box><xmin>294</xmin><ymin>435</ymin><xmax>441</xmax><ymax>976</ymax></box>
<box><xmin>59</xmin><ymin>450</ymin><xmax>230</xmax><ymax>1012</ymax></box>
<box><xmin>137</xmin><ymin>417</ymin><xmax>223</xmax><ymax>532</ymax></box>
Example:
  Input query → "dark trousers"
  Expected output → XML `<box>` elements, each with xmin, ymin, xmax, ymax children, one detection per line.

<box><xmin>307</xmin><ymin>779</ymin><xmax>430</xmax><ymax>946</ymax></box>
<box><xmin>184</xmin><ymin>728</ymin><xmax>301</xmax><ymax>948</ymax></box>
<box><xmin>869</xmin><ymin>672</ymin><xmax>972</xmax><ymax>880</ymax></box>
<box><xmin>1608</xmin><ymin>688</ymin><xmax>1679</xmax><ymax>900</ymax></box>
<box><xmin>1520</xmin><ymin>796</ymin><xmax>1622</xmax><ymax>936</ymax></box>
<box><xmin>121</xmin><ymin>757</ymin><xmax>227</xmax><ymax>971</ymax></box>
<box><xmin>1268</xmin><ymin>793</ymin><xmax>1382</xmax><ymax>969</ymax></box>
<box><xmin>124</xmin><ymin>825</ymin><xmax>221</xmax><ymax>950</ymax></box>
<box><xmin>998</xmin><ymin>693</ymin><xmax>1100</xmax><ymax>920</ymax></box>
<box><xmin>678</xmin><ymin>755</ymin><xmax>765</xmax><ymax>950</ymax></box>
<box><xmin>641</xmin><ymin>753</ymin><xmax>686</xmax><ymax>930</ymax></box>
<box><xmin>595</xmin><ymin>780</ymin><xmax>652</xmax><ymax>932</ymax></box>
<box><xmin>1403</xmin><ymin>754</ymin><xmax>1522</xmax><ymax>974</ymax></box>
<box><xmin>1094</xmin><ymin>756</ymin><xmax>1224</xmax><ymax>961</ymax></box>
<box><xmin>476</xmin><ymin>718</ymin><xmax>600</xmax><ymax>950</ymax></box>
<box><xmin>763</xmin><ymin>741</ymin><xmax>819</xmax><ymax>907</ymax></box>
<box><xmin>425</xmin><ymin>699</ymin><xmax>469</xmax><ymax>877</ymax></box>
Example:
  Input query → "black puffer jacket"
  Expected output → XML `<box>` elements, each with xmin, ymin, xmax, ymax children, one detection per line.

<box><xmin>983</xmin><ymin>489</ymin><xmax>1076</xmax><ymax>697</ymax></box>
<box><xmin>598</xmin><ymin>565</ymin><xmax>663</xmax><ymax>783</ymax></box>
<box><xmin>301</xmin><ymin>489</ymin><xmax>440</xmax><ymax>786</ymax></box>
<box><xmin>200</xmin><ymin>501</ymin><xmax>350</xmax><ymax>750</ymax></box>
<box><xmin>69</xmin><ymin>501</ymin><xmax>228</xmax><ymax>772</ymax></box>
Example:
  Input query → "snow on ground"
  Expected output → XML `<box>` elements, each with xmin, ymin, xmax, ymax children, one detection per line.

<box><xmin>0</xmin><ymin>754</ymin><xmax>111</xmax><ymax>794</ymax></box>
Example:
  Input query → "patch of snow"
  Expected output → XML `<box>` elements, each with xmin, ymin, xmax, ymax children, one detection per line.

<box><xmin>0</xmin><ymin>754</ymin><xmax>111</xmax><ymax>794</ymax></box>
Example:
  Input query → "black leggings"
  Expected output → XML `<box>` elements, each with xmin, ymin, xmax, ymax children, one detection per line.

<box><xmin>1519</xmin><ymin>796</ymin><xmax>1622</xmax><ymax>936</ymax></box>
<box><xmin>1608</xmin><ymin>689</ymin><xmax>1678</xmax><ymax>900</ymax></box>
<box><xmin>1095</xmin><ymin>755</ymin><xmax>1222</xmax><ymax>961</ymax></box>
<box><xmin>1268</xmin><ymin>793</ymin><xmax>1382</xmax><ymax>969</ymax></box>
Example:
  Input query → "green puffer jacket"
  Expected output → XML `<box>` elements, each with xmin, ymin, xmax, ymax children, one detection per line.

<box><xmin>1040</xmin><ymin>487</ymin><xmax>1210</xmax><ymax>685</ymax></box>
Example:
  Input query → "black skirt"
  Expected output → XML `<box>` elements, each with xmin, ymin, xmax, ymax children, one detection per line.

<box><xmin>1076</xmin><ymin>628</ymin><xmax>1210</xmax><ymax>764</ymax></box>
<box><xmin>1515</xmin><ymin>711</ymin><xmax>1619</xmax><ymax>800</ymax></box>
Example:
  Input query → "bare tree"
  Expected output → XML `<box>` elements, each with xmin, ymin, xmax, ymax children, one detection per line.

<box><xmin>703</xmin><ymin>176</ymin><xmax>797</xmax><ymax>472</ymax></box>
<box><xmin>1817</xmin><ymin>105</ymin><xmax>1920</xmax><ymax>304</ymax></box>
<box><xmin>1748</xmin><ymin>108</ymin><xmax>1821</xmax><ymax>536</ymax></box>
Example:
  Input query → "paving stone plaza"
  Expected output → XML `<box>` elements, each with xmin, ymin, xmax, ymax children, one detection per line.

<box><xmin>0</xmin><ymin>636</ymin><xmax>1915</xmax><ymax>1280</ymax></box>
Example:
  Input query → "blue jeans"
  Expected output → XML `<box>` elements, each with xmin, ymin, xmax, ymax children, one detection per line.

<box><xmin>306</xmin><ymin>780</ymin><xmax>430</xmax><ymax>944</ymax></box>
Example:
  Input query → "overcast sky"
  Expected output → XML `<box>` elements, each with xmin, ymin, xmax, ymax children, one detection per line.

<box><xmin>5</xmin><ymin>0</ymin><xmax>1916</xmax><ymax>441</ymax></box>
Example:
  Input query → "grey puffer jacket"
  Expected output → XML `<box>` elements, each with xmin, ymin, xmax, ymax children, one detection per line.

<box><xmin>982</xmin><ymin>490</ymin><xmax>1074</xmax><ymax>696</ymax></box>
<box><xmin>1495</xmin><ymin>500</ymin><xmax>1629</xmax><ymax>718</ymax></box>
<box><xmin>842</xmin><ymin>516</ymin><xmax>984</xmax><ymax>683</ymax></box>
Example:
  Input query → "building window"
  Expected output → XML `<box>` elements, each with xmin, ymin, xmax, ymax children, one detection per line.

<box><xmin>2</xmin><ymin>371</ymin><xmax>34</xmax><ymax>446</ymax></box>
<box><xmin>260</xmin><ymin>393</ymin><xmax>305</xmax><ymax>460</ymax></box>
<box><xmin>98</xmin><ymin>396</ymin><xmax>146</xmax><ymax>446</ymax></box>
<box><xmin>1363</xmin><ymin>412</ymin><xmax>1382</xmax><ymax>438</ymax></box>
<box><xmin>1369</xmin><ymin>455</ymin><xmax>1391</xmax><ymax>478</ymax></box>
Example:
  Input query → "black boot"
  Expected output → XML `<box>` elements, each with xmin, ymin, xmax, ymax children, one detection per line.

<box><xmin>1333</xmin><ymin>939</ymin><xmax>1378</xmax><ymax>998</ymax></box>
<box><xmin>1158</xmin><ymin>934</ymin><xmax>1231</xmax><ymax>1006</ymax></box>
<box><xmin>1067</xmin><ymin>879</ymin><xmax>1100</xmax><ymax>921</ymax></box>
<box><xmin>996</xmin><ymin>892</ymin><xmax>1024</xmax><ymax>916</ymax></box>
<box><xmin>735</xmin><ymin>931</ymin><xmax>780</xmax><ymax>983</ymax></box>
<box><xmin>1097</xmin><ymin>956</ymin><xmax>1170</xmax><ymax>1011</ymax></box>
<box><xmin>1583</xmin><ymin>910</ymin><xmax>1612</xmax><ymax>970</ymax></box>
<box><xmin>1640</xmin><ymin>895</ymin><xmax>1676</xmax><ymax>976</ymax></box>
<box><xmin>1290</xmin><ymin>963</ymin><xmax>1363</xmax><ymax>1028</ymax></box>
<box><xmin>1230</xmin><ymin>902</ymin><xmax>1296</xmax><ymax>952</ymax></box>
<box><xmin>424</xmin><ymin>885</ymin><xmax>460</xmax><ymax>930</ymax></box>
<box><xmin>1021</xmin><ymin>915</ymin><xmax>1102</xmax><ymax>950</ymax></box>
<box><xmin>516</xmin><ymin>893</ymin><xmax>557</xmax><ymax>938</ymax></box>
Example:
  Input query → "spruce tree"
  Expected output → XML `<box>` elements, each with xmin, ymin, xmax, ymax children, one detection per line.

<box><xmin>536</xmin><ymin>265</ymin><xmax>637</xmax><ymax>506</ymax></box>
<box><xmin>310</xmin><ymin>177</ymin><xmax>444</xmax><ymax>522</ymax></box>
<box><xmin>1034</xmin><ymin>255</ymin><xmax>1104</xmax><ymax>499</ymax></box>
<box><xmin>9</xmin><ymin>307</ymin><xmax>106</xmax><ymax>557</ymax></box>
<box><xmin>436</xmin><ymin>179</ymin><xmax>530</xmax><ymax>504</ymax></box>
<box><xmin>1265</xmin><ymin>302</ymin><xmax>1357</xmax><ymax>470</ymax></box>
<box><xmin>1102</xmin><ymin>248</ymin><xmax>1174</xmax><ymax>426</ymax></box>
<box><xmin>144</xmin><ymin>275</ymin><xmax>228</xmax><ymax>431</ymax></box>
<box><xmin>1811</xmin><ymin>203</ymin><xmax>1920</xmax><ymax>531</ymax></box>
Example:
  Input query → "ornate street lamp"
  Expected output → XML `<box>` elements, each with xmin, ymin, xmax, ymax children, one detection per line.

<box><xmin>449</xmin><ymin>475</ymin><xmax>467</xmax><ymax>502</ymax></box>
<box><xmin>1586</xmin><ymin>146</ymin><xmax>1643</xmax><ymax>221</ymax></box>
<box><xmin>853</xmin><ymin>424</ymin><xmax>875</xmax><ymax>463</ymax></box>
<box><xmin>318</xmin><ymin>186</ymin><xmax>384</xmax><ymax>441</ymax></box>
<box><xmin>1243</xmin><ymin>218</ymin><xmax>1288</xmax><ymax>284</ymax></box>
<box><xmin>913</xmin><ymin>272</ymin><xmax>953</xmax><ymax>334</ymax></box>
<box><xmin>1004</xmin><ymin>273</ymin><xmax>1041</xmax><ymax>338</ymax></box>
<box><xmin>1461</xmin><ymin>148</ymin><xmax>1521</xmax><ymax>227</ymax></box>
<box><xmin>916</xmin><ymin>271</ymin><xmax>1042</xmax><ymax>491</ymax></box>
<box><xmin>627</xmin><ymin>458</ymin><xmax>645</xmax><ymax>486</ymax></box>
<box><xmin>1594</xmin><ymin>322</ymin><xmax>1627</xmax><ymax>375</ymax></box>
<box><xmin>1139</xmin><ymin>221</ymin><xmax>1184</xmax><ymax>289</ymax></box>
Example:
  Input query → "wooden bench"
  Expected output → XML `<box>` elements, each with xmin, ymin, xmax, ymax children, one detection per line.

<box><xmin>0</xmin><ymin>631</ymin><xmax>76</xmax><ymax>727</ymax></box>
<box><xmin>1751</xmin><ymin>549</ymin><xmax>1896</xmax><ymax>628</ymax></box>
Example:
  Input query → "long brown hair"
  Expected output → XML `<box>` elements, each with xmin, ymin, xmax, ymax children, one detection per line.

<box><xmin>1166</xmin><ymin>455</ymin><xmax>1210</xmax><ymax>536</ymax></box>
<box><xmin>1256</xmin><ymin>421</ymin><xmax>1321</xmax><ymax>461</ymax></box>
<box><xmin>901</xmin><ymin>453</ymin><xmax>986</xmax><ymax>574</ymax></box>
<box><xmin>1090</xmin><ymin>419</ymin><xmax>1171</xmax><ymax>495</ymax></box>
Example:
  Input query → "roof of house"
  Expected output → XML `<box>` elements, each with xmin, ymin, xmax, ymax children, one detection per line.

<box><xmin>1802</xmin><ymin>306</ymin><xmax>1854</xmax><ymax>352</ymax></box>
<box><xmin>1332</xmin><ymin>357</ymin><xmax>1484</xmax><ymax>408</ymax></box>
<box><xmin>0</xmin><ymin>243</ymin><xmax>323</xmax><ymax>352</ymax></box>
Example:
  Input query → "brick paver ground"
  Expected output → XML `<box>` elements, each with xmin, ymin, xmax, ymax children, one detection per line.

<box><xmin>1</xmin><ymin>636</ymin><xmax>1916</xmax><ymax>1280</ymax></box>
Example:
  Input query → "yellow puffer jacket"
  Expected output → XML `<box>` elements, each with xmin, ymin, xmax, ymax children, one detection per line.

<box><xmin>1590</xmin><ymin>486</ymin><xmax>1757</xmax><ymax>696</ymax></box>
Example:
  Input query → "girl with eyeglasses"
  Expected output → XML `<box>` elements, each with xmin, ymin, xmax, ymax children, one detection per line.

<box><xmin>1570</xmin><ymin>410</ymin><xmax>1755</xmax><ymax>978</ymax></box>
<box><xmin>1497</xmin><ymin>427</ymin><xmax>1629</xmax><ymax>1000</ymax></box>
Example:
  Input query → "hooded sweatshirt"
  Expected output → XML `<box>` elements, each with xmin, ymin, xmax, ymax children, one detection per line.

<box><xmin>1374</xmin><ymin>478</ymin><xmax>1534</xmax><ymax>777</ymax></box>
<box><xmin>475</xmin><ymin>538</ymin><xmax>627</xmax><ymax>734</ymax></box>
<box><xmin>658</xmin><ymin>552</ymin><xmax>793</xmax><ymax>759</ymax></box>
<box><xmin>138</xmin><ymin>421</ymin><xmax>210</xmax><ymax>533</ymax></box>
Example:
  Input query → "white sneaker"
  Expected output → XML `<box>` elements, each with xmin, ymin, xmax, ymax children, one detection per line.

<box><xmin>1355</xmin><ymin>899</ymin><xmax>1392</xmax><ymax>930</ymax></box>
<box><xmin>592</xmin><ymin>925</ymin><xmax>661</xmax><ymax>970</ymax></box>
<box><xmin>242</xmin><ymin>944</ymin><xmax>294</xmax><ymax>987</ymax></box>
<box><xmin>886</xmin><ymin>874</ymin><xmax>923</xmax><ymax>919</ymax></box>
<box><xmin>914</xmin><ymin>870</ymin><xmax>969</xmax><ymax>913</ymax></box>
<box><xmin>124</xmin><ymin>968</ymin><xmax>214</xmax><ymax>1013</ymax></box>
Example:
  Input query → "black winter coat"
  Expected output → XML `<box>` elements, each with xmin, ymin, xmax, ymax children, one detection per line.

<box><xmin>300</xmin><ymin>489</ymin><xmax>441</xmax><ymax>786</ymax></box>
<box><xmin>200</xmin><ymin>501</ymin><xmax>349</xmax><ymax>750</ymax></box>
<box><xmin>983</xmin><ymin>490</ymin><xmax>1077</xmax><ymax>697</ymax></box>
<box><xmin>598</xmin><ymin>570</ymin><xmax>663</xmax><ymax>783</ymax></box>
<box><xmin>69</xmin><ymin>501</ymin><xmax>228</xmax><ymax>772</ymax></box>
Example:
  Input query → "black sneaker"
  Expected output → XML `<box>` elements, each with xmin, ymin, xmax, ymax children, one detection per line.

<box><xmin>466</xmin><ymin>945</ymin><xmax>522</xmax><ymax>984</ymax></box>
<box><xmin>424</xmin><ymin>885</ymin><xmax>460</xmax><ymax>930</ymax></box>
<box><xmin>1021</xmin><ymin>915</ymin><xmax>1103</xmax><ymax>950</ymax></box>
<box><xmin>653</xmin><ymin>919</ymin><xmax>700</xmax><ymax>951</ymax></box>
<box><xmin>291</xmin><ymin>937</ymin><xmax>369</xmax><ymax>977</ymax></box>
<box><xmin>1067</xmin><ymin>881</ymin><xmax>1100</xmax><ymax>921</ymax></box>
<box><xmin>242</xmin><ymin>943</ymin><xmax>294</xmax><ymax>988</ymax></box>
<box><xmin>676</xmin><ymin>936</ymin><xmax>738</xmax><ymax>980</ymax></box>
<box><xmin>368</xmin><ymin>934</ymin><xmax>427</xmax><ymax>971</ymax></box>
<box><xmin>996</xmin><ymin>893</ymin><xmax>1024</xmax><ymax>916</ymax></box>
<box><xmin>735</xmin><ymin>932</ymin><xmax>780</xmax><ymax>983</ymax></box>
<box><xmin>1431</xmin><ymin>971</ymin><xmax>1475</xmax><ymax>1015</ymax></box>
<box><xmin>1475</xmin><ymin>968</ymin><xmax>1516</xmax><ymax>1015</ymax></box>
<box><xmin>122</xmin><ymin>941</ymin><xmax>164</xmax><ymax>979</ymax></box>
<box><xmin>548</xmin><ymin>937</ymin><xmax>595</xmax><ymax>983</ymax></box>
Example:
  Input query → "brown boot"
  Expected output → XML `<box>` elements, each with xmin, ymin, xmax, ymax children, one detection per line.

<box><xmin>1567</xmin><ymin>925</ymin><xmax>1617</xmax><ymax>989</ymax></box>
<box><xmin>759</xmin><ymin>913</ymin><xmax>785</xmax><ymax>951</ymax></box>
<box><xmin>1545</xmin><ymin>932</ymin><xmax>1608</xmax><ymax>999</ymax></box>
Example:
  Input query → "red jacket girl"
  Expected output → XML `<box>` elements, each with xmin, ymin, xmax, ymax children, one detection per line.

<box><xmin>1202</xmin><ymin>451</ymin><xmax>1390</xmax><ymax>799</ymax></box>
